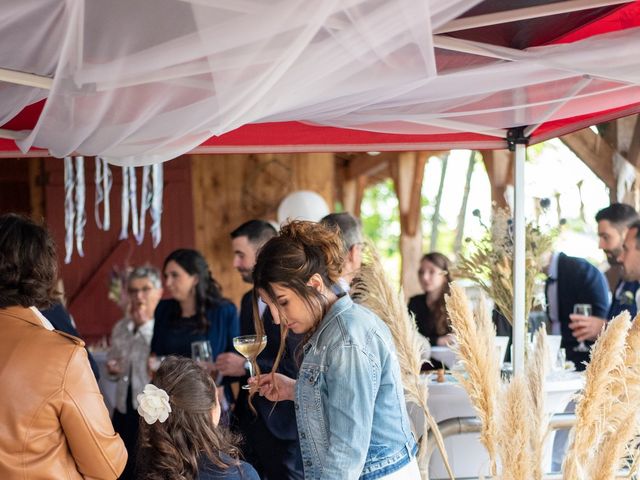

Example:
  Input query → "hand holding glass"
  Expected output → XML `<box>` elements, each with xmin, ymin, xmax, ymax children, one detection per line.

<box><xmin>573</xmin><ymin>304</ymin><xmax>591</xmax><ymax>352</ymax></box>
<box><xmin>233</xmin><ymin>335</ymin><xmax>267</xmax><ymax>390</ymax></box>
<box><xmin>191</xmin><ymin>340</ymin><xmax>213</xmax><ymax>363</ymax></box>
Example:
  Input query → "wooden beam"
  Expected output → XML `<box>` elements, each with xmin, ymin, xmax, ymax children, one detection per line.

<box><xmin>391</xmin><ymin>152</ymin><xmax>428</xmax><ymax>299</ymax></box>
<box><xmin>627</xmin><ymin>115</ymin><xmax>640</xmax><ymax>167</ymax></box>
<box><xmin>28</xmin><ymin>158</ymin><xmax>45</xmax><ymax>220</ymax></box>
<box><xmin>342</xmin><ymin>175</ymin><xmax>367</xmax><ymax>218</ymax></box>
<box><xmin>481</xmin><ymin>149</ymin><xmax>512</xmax><ymax>209</ymax></box>
<box><xmin>345</xmin><ymin>152</ymin><xmax>394</xmax><ymax>182</ymax></box>
<box><xmin>560</xmin><ymin>128</ymin><xmax>617</xmax><ymax>190</ymax></box>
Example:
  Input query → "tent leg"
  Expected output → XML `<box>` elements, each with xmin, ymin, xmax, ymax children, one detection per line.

<box><xmin>512</xmin><ymin>143</ymin><xmax>526</xmax><ymax>374</ymax></box>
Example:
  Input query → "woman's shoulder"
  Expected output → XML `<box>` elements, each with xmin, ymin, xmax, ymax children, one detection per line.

<box><xmin>207</xmin><ymin>299</ymin><xmax>237</xmax><ymax>318</ymax></box>
<box><xmin>408</xmin><ymin>293</ymin><xmax>427</xmax><ymax>307</ymax></box>
<box><xmin>198</xmin><ymin>456</ymin><xmax>259</xmax><ymax>480</ymax></box>
<box><xmin>329</xmin><ymin>301</ymin><xmax>392</xmax><ymax>346</ymax></box>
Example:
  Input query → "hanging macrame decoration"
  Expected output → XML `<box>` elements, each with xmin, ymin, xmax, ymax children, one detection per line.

<box><xmin>150</xmin><ymin>163</ymin><xmax>163</xmax><ymax>247</ymax></box>
<box><xmin>95</xmin><ymin>157</ymin><xmax>112</xmax><ymax>231</ymax></box>
<box><xmin>63</xmin><ymin>156</ymin><xmax>86</xmax><ymax>264</ymax></box>
<box><xmin>119</xmin><ymin>163</ymin><xmax>163</xmax><ymax>246</ymax></box>
<box><xmin>65</xmin><ymin>159</ymin><xmax>164</xmax><ymax>263</ymax></box>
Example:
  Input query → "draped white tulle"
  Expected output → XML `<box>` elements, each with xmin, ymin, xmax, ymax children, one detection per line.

<box><xmin>1</xmin><ymin>0</ymin><xmax>639</xmax><ymax>165</ymax></box>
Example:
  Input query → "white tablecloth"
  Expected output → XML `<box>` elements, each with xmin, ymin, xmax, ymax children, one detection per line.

<box><xmin>422</xmin><ymin>370</ymin><xmax>583</xmax><ymax>479</ymax></box>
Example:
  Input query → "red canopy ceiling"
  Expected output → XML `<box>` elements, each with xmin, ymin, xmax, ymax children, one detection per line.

<box><xmin>2</xmin><ymin>1</ymin><xmax>640</xmax><ymax>157</ymax></box>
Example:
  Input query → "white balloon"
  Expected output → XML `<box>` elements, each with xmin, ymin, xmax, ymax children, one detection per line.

<box><xmin>277</xmin><ymin>190</ymin><xmax>330</xmax><ymax>225</ymax></box>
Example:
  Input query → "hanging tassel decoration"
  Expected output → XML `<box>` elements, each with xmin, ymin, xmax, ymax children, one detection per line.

<box><xmin>150</xmin><ymin>163</ymin><xmax>163</xmax><ymax>248</ymax></box>
<box><xmin>74</xmin><ymin>156</ymin><xmax>86</xmax><ymax>258</ymax></box>
<box><xmin>64</xmin><ymin>157</ymin><xmax>76</xmax><ymax>264</ymax></box>
<box><xmin>128</xmin><ymin>166</ymin><xmax>140</xmax><ymax>240</ymax></box>
<box><xmin>95</xmin><ymin>157</ymin><xmax>112</xmax><ymax>231</ymax></box>
<box><xmin>135</xmin><ymin>165</ymin><xmax>152</xmax><ymax>245</ymax></box>
<box><xmin>119</xmin><ymin>166</ymin><xmax>130</xmax><ymax>240</ymax></box>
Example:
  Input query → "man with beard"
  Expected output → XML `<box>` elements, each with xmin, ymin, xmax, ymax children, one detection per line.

<box><xmin>595</xmin><ymin>203</ymin><xmax>640</xmax><ymax>316</ymax></box>
<box><xmin>569</xmin><ymin>204</ymin><xmax>640</xmax><ymax>343</ymax></box>
<box><xmin>618</xmin><ymin>219</ymin><xmax>640</xmax><ymax>313</ymax></box>
<box><xmin>215</xmin><ymin>220</ymin><xmax>303</xmax><ymax>480</ymax></box>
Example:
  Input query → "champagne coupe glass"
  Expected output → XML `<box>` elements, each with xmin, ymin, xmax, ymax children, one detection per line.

<box><xmin>191</xmin><ymin>340</ymin><xmax>213</xmax><ymax>363</ymax></box>
<box><xmin>573</xmin><ymin>304</ymin><xmax>591</xmax><ymax>352</ymax></box>
<box><xmin>233</xmin><ymin>335</ymin><xmax>267</xmax><ymax>390</ymax></box>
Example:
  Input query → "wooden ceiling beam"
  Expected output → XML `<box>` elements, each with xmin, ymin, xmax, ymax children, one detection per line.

<box><xmin>343</xmin><ymin>152</ymin><xmax>397</xmax><ymax>182</ymax></box>
<box><xmin>560</xmin><ymin>128</ymin><xmax>616</xmax><ymax>190</ymax></box>
<box><xmin>627</xmin><ymin>115</ymin><xmax>640</xmax><ymax>167</ymax></box>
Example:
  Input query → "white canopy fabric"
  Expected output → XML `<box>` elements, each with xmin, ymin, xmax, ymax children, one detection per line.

<box><xmin>1</xmin><ymin>0</ymin><xmax>640</xmax><ymax>165</ymax></box>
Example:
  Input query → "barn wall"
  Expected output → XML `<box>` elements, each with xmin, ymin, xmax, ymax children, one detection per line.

<box><xmin>190</xmin><ymin>153</ymin><xmax>335</xmax><ymax>306</ymax></box>
<box><xmin>43</xmin><ymin>156</ymin><xmax>195</xmax><ymax>344</ymax></box>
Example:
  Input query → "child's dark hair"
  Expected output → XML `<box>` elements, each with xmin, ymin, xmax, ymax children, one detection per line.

<box><xmin>137</xmin><ymin>356</ymin><xmax>240</xmax><ymax>480</ymax></box>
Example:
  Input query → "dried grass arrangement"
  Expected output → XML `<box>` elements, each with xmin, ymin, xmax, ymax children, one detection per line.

<box><xmin>563</xmin><ymin>311</ymin><xmax>640</xmax><ymax>480</ymax></box>
<box><xmin>351</xmin><ymin>243</ymin><xmax>453</xmax><ymax>480</ymax></box>
<box><xmin>456</xmin><ymin>208</ymin><xmax>555</xmax><ymax>326</ymax></box>
<box><xmin>445</xmin><ymin>283</ymin><xmax>550</xmax><ymax>480</ymax></box>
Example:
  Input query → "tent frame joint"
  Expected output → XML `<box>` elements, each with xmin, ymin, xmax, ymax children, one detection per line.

<box><xmin>506</xmin><ymin>127</ymin><xmax>529</xmax><ymax>152</ymax></box>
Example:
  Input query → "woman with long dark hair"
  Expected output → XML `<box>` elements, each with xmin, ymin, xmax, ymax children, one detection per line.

<box><xmin>250</xmin><ymin>221</ymin><xmax>419</xmax><ymax>480</ymax></box>
<box><xmin>136</xmin><ymin>356</ymin><xmax>258</xmax><ymax>479</ymax></box>
<box><xmin>151</xmin><ymin>249</ymin><xmax>238</xmax><ymax>367</ymax></box>
<box><xmin>408</xmin><ymin>252</ymin><xmax>454</xmax><ymax>347</ymax></box>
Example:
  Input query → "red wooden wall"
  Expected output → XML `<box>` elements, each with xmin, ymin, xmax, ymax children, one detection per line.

<box><xmin>42</xmin><ymin>157</ymin><xmax>195</xmax><ymax>344</ymax></box>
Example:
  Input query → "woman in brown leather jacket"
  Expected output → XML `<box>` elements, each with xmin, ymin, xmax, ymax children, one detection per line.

<box><xmin>0</xmin><ymin>214</ymin><xmax>127</xmax><ymax>479</ymax></box>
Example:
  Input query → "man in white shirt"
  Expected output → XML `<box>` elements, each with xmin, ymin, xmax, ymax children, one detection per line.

<box><xmin>107</xmin><ymin>266</ymin><xmax>163</xmax><ymax>480</ymax></box>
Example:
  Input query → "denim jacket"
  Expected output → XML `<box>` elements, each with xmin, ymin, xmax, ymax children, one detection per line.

<box><xmin>295</xmin><ymin>295</ymin><xmax>416</xmax><ymax>480</ymax></box>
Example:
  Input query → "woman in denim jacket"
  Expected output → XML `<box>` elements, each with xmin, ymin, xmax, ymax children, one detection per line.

<box><xmin>250</xmin><ymin>221</ymin><xmax>419</xmax><ymax>480</ymax></box>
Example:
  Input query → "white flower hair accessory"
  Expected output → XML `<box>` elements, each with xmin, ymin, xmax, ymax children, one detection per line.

<box><xmin>137</xmin><ymin>384</ymin><xmax>172</xmax><ymax>425</ymax></box>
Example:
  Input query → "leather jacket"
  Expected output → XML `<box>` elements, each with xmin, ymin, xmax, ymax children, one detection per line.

<box><xmin>0</xmin><ymin>306</ymin><xmax>127</xmax><ymax>479</ymax></box>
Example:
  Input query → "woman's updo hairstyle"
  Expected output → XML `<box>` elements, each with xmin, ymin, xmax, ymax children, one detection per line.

<box><xmin>253</xmin><ymin>220</ymin><xmax>344</xmax><ymax>305</ymax></box>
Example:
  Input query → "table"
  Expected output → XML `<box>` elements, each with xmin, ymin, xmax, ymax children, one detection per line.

<box><xmin>420</xmin><ymin>370</ymin><xmax>583</xmax><ymax>479</ymax></box>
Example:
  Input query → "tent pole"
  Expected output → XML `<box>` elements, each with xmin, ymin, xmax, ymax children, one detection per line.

<box><xmin>0</xmin><ymin>67</ymin><xmax>52</xmax><ymax>90</ymax></box>
<box><xmin>512</xmin><ymin>141</ymin><xmax>526</xmax><ymax>374</ymax></box>
<box><xmin>435</xmin><ymin>0</ymin><xmax>632</xmax><ymax>34</ymax></box>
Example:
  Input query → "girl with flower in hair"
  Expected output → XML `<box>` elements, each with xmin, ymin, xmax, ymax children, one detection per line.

<box><xmin>136</xmin><ymin>356</ymin><xmax>258</xmax><ymax>480</ymax></box>
<box><xmin>251</xmin><ymin>221</ymin><xmax>419</xmax><ymax>480</ymax></box>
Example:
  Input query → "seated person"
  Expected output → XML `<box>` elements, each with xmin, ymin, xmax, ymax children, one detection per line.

<box><xmin>408</xmin><ymin>252</ymin><xmax>453</xmax><ymax>369</ymax></box>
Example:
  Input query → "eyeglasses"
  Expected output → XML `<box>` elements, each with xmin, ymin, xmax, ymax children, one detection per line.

<box><xmin>128</xmin><ymin>286</ymin><xmax>154</xmax><ymax>295</ymax></box>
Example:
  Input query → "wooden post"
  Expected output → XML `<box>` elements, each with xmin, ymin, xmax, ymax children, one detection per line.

<box><xmin>28</xmin><ymin>158</ymin><xmax>45</xmax><ymax>220</ymax></box>
<box><xmin>481</xmin><ymin>149</ymin><xmax>513</xmax><ymax>209</ymax></box>
<box><xmin>391</xmin><ymin>152</ymin><xmax>428</xmax><ymax>300</ymax></box>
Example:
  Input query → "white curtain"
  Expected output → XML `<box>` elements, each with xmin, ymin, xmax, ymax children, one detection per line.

<box><xmin>1</xmin><ymin>0</ymin><xmax>639</xmax><ymax>165</ymax></box>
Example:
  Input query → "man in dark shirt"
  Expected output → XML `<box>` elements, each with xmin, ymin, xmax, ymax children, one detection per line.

<box><xmin>569</xmin><ymin>204</ymin><xmax>640</xmax><ymax>344</ymax></box>
<box><xmin>215</xmin><ymin>220</ymin><xmax>303</xmax><ymax>480</ymax></box>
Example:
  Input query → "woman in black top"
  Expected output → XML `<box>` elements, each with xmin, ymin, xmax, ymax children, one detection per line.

<box><xmin>408</xmin><ymin>252</ymin><xmax>454</xmax><ymax>350</ymax></box>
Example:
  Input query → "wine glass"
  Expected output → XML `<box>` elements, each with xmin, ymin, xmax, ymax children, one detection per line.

<box><xmin>191</xmin><ymin>340</ymin><xmax>213</xmax><ymax>363</ymax></box>
<box><xmin>573</xmin><ymin>304</ymin><xmax>591</xmax><ymax>352</ymax></box>
<box><xmin>233</xmin><ymin>335</ymin><xmax>267</xmax><ymax>390</ymax></box>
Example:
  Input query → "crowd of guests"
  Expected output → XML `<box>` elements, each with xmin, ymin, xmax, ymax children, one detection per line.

<box><xmin>0</xmin><ymin>212</ymin><xmax>418</xmax><ymax>480</ymax></box>
<box><xmin>4</xmin><ymin>201</ymin><xmax>640</xmax><ymax>479</ymax></box>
